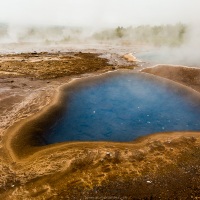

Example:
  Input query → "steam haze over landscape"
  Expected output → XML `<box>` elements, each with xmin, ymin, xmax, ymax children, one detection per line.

<box><xmin>0</xmin><ymin>0</ymin><xmax>200</xmax><ymax>65</ymax></box>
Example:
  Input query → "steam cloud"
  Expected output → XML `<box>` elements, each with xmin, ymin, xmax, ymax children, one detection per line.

<box><xmin>0</xmin><ymin>0</ymin><xmax>199</xmax><ymax>66</ymax></box>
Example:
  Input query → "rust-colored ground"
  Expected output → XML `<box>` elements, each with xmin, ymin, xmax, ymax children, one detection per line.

<box><xmin>0</xmin><ymin>52</ymin><xmax>200</xmax><ymax>199</ymax></box>
<box><xmin>0</xmin><ymin>52</ymin><xmax>113</xmax><ymax>79</ymax></box>
<box><xmin>142</xmin><ymin>65</ymin><xmax>200</xmax><ymax>93</ymax></box>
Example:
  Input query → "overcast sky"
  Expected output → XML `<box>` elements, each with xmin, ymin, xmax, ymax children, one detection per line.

<box><xmin>0</xmin><ymin>0</ymin><xmax>199</xmax><ymax>27</ymax></box>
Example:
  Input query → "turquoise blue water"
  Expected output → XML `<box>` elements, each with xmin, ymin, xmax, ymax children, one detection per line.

<box><xmin>42</xmin><ymin>73</ymin><xmax>200</xmax><ymax>144</ymax></box>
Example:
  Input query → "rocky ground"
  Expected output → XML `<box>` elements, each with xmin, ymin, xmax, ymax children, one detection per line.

<box><xmin>0</xmin><ymin>48</ymin><xmax>200</xmax><ymax>199</ymax></box>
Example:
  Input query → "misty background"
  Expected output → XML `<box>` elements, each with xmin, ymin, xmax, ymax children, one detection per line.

<box><xmin>0</xmin><ymin>0</ymin><xmax>200</xmax><ymax>65</ymax></box>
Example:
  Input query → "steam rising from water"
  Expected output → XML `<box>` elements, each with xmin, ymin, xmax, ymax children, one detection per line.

<box><xmin>0</xmin><ymin>23</ymin><xmax>199</xmax><ymax>66</ymax></box>
<box><xmin>137</xmin><ymin>24</ymin><xmax>200</xmax><ymax>66</ymax></box>
<box><xmin>0</xmin><ymin>0</ymin><xmax>199</xmax><ymax>65</ymax></box>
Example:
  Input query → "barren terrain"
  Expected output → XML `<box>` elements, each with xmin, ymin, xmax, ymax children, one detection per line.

<box><xmin>0</xmin><ymin>49</ymin><xmax>200</xmax><ymax>199</ymax></box>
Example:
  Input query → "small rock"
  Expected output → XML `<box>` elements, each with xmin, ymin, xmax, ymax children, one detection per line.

<box><xmin>31</xmin><ymin>51</ymin><xmax>37</xmax><ymax>55</ymax></box>
<box><xmin>147</xmin><ymin>181</ymin><xmax>152</xmax><ymax>184</ymax></box>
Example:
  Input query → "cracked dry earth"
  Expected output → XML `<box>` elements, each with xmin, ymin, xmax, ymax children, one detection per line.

<box><xmin>0</xmin><ymin>51</ymin><xmax>200</xmax><ymax>199</ymax></box>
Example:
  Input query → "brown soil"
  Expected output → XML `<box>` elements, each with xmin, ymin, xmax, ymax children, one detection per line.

<box><xmin>0</xmin><ymin>52</ymin><xmax>114</xmax><ymax>79</ymax></box>
<box><xmin>0</xmin><ymin>52</ymin><xmax>200</xmax><ymax>199</ymax></box>
<box><xmin>1</xmin><ymin>133</ymin><xmax>200</xmax><ymax>199</ymax></box>
<box><xmin>142</xmin><ymin>65</ymin><xmax>200</xmax><ymax>93</ymax></box>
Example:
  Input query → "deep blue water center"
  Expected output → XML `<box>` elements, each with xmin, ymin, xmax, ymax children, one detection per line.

<box><xmin>42</xmin><ymin>73</ymin><xmax>200</xmax><ymax>144</ymax></box>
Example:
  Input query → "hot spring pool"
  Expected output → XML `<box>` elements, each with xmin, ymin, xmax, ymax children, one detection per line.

<box><xmin>40</xmin><ymin>72</ymin><xmax>200</xmax><ymax>144</ymax></box>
